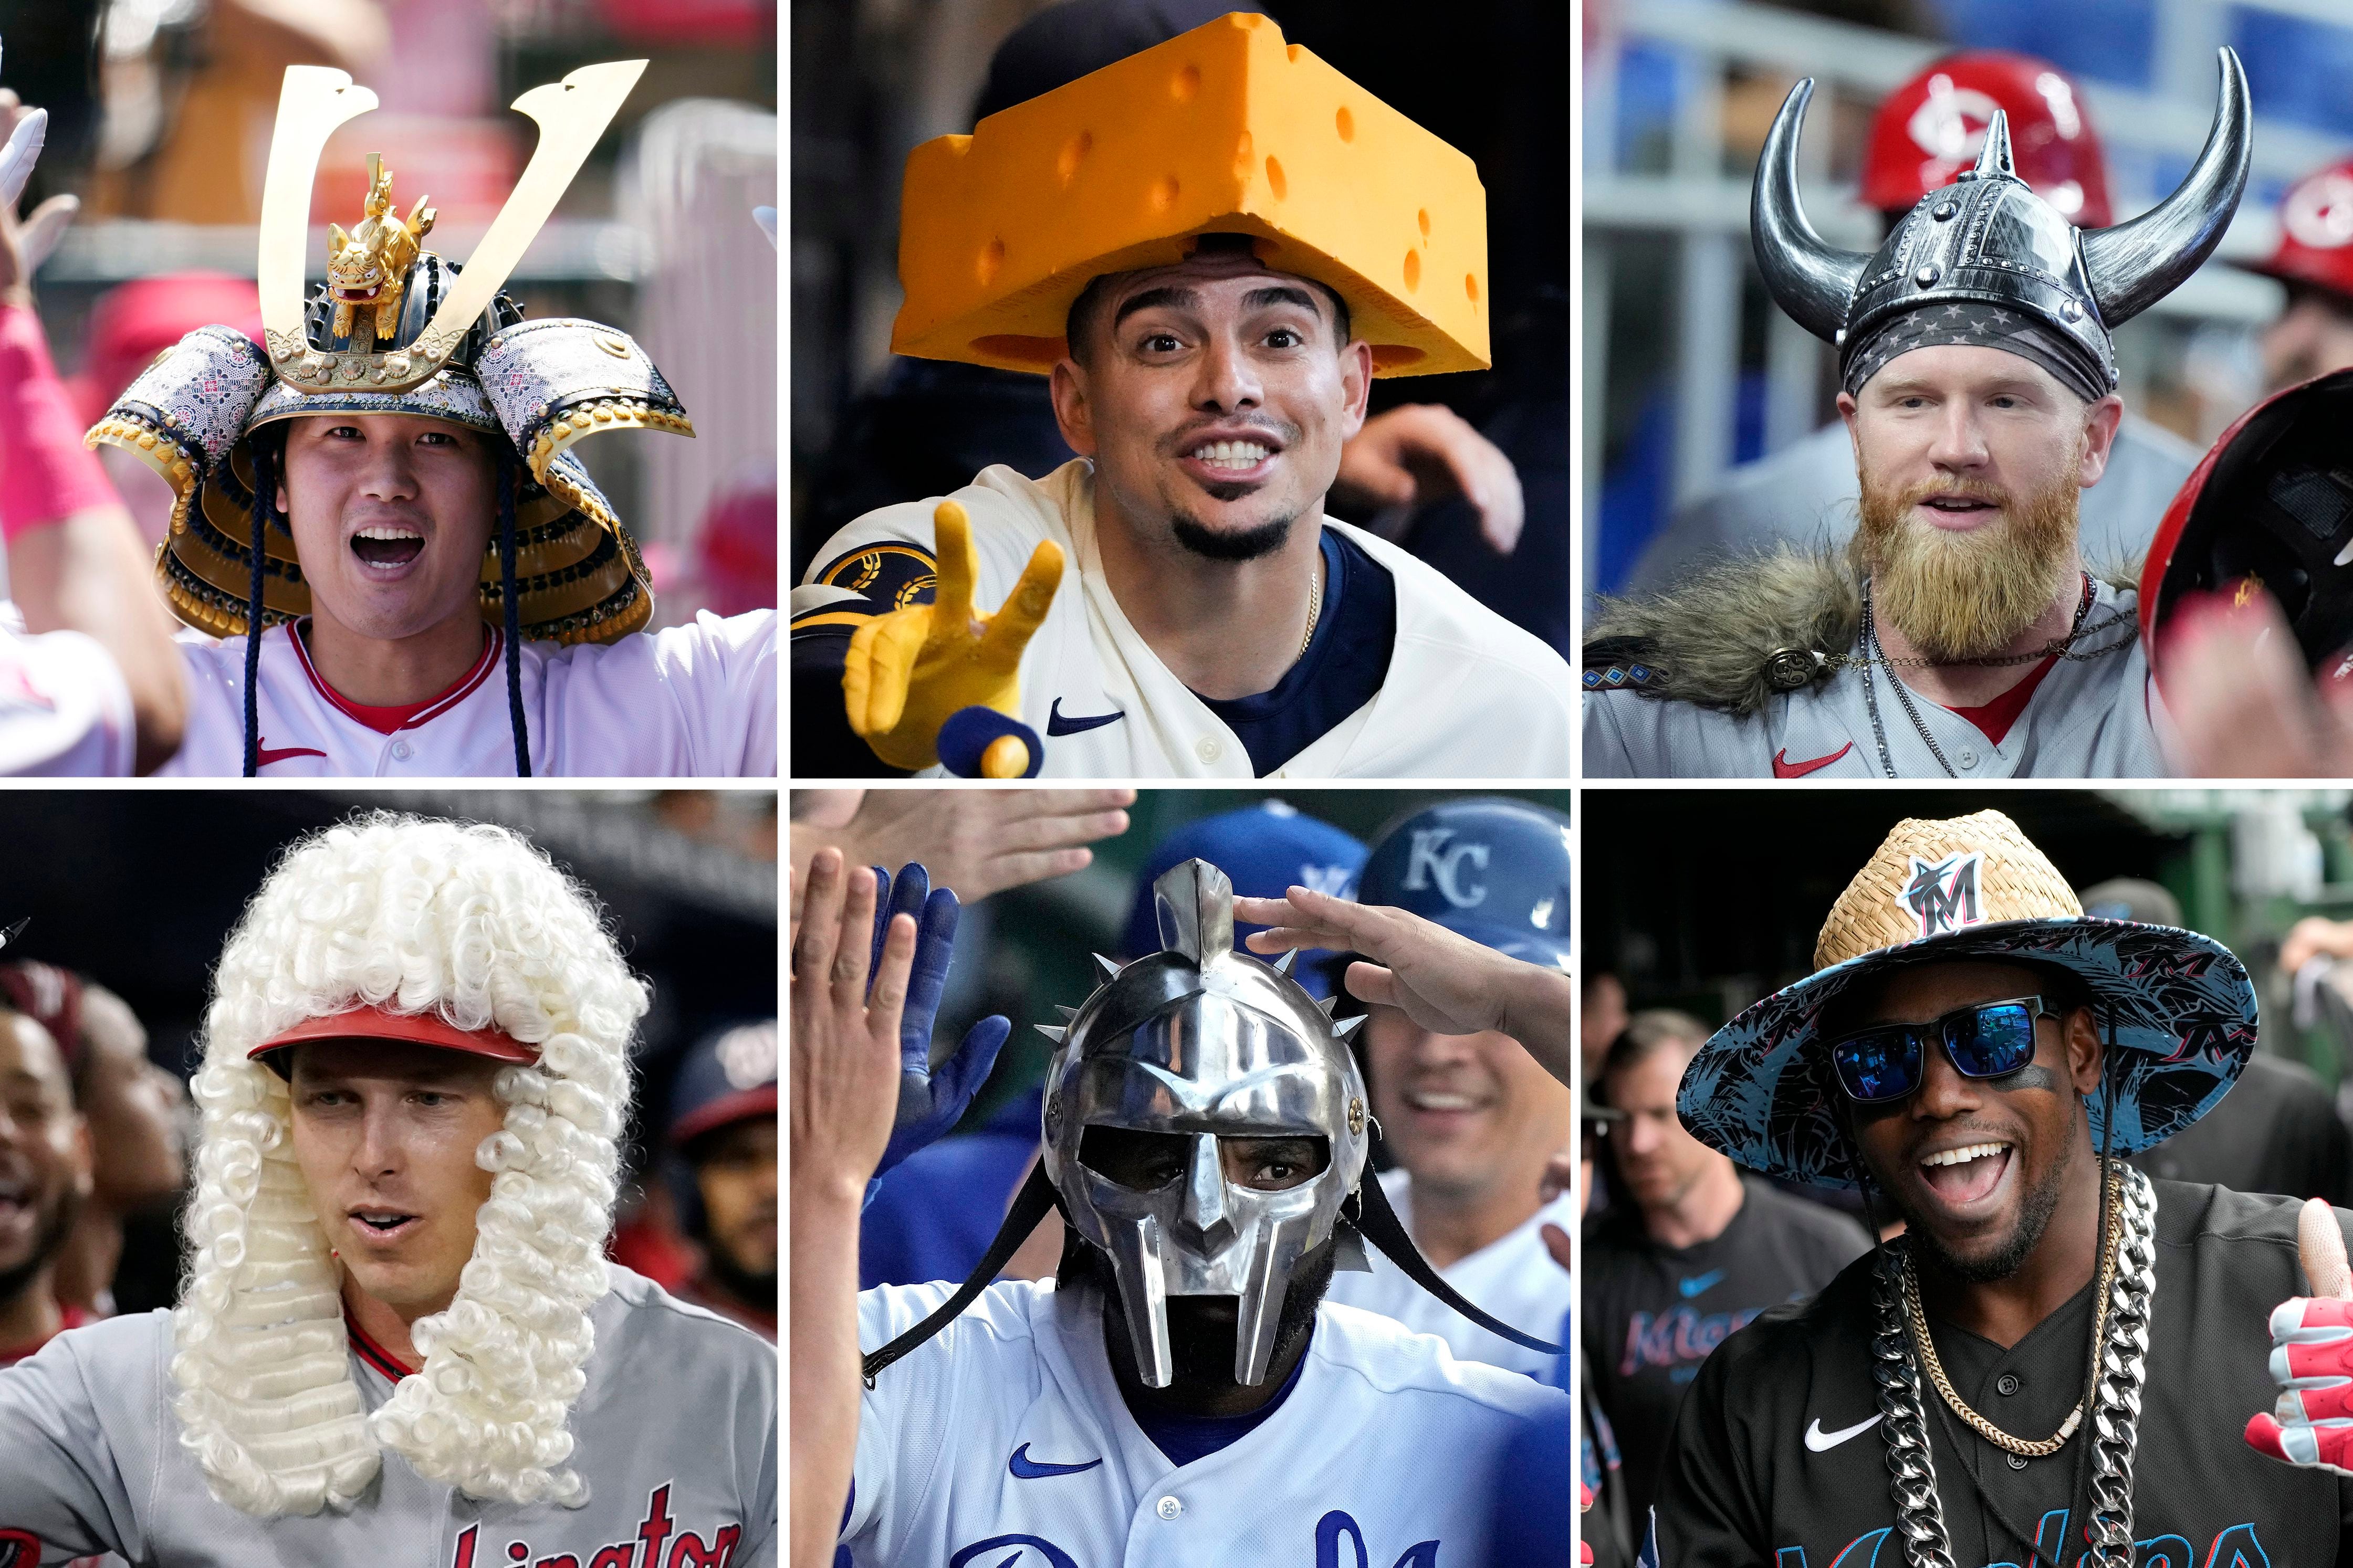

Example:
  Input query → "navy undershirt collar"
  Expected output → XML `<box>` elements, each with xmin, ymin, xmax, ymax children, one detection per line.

<box><xmin>1194</xmin><ymin>529</ymin><xmax>1396</xmax><ymax>775</ymax></box>
<box><xmin>1126</xmin><ymin>1339</ymin><xmax>1311</xmax><ymax>1468</ymax></box>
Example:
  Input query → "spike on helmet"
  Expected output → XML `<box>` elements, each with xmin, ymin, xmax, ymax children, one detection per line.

<box><xmin>1862</xmin><ymin>51</ymin><xmax>2113</xmax><ymax>226</ymax></box>
<box><xmin>1038</xmin><ymin>858</ymin><xmax>1371</xmax><ymax>1387</ymax></box>
<box><xmin>1753</xmin><ymin>48</ymin><xmax>2250</xmax><ymax>395</ymax></box>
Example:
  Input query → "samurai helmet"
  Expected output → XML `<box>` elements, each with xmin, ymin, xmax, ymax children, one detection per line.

<box><xmin>1753</xmin><ymin>49</ymin><xmax>2250</xmax><ymax>400</ymax></box>
<box><xmin>859</xmin><ymin>859</ymin><xmax>1560</xmax><ymax>1391</ymax></box>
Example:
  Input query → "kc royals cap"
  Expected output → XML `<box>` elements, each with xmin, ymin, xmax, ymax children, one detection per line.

<box><xmin>1358</xmin><ymin>797</ymin><xmax>1572</xmax><ymax>972</ymax></box>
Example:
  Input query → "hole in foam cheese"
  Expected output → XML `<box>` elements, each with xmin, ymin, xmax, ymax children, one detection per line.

<box><xmin>889</xmin><ymin>10</ymin><xmax>1489</xmax><ymax>378</ymax></box>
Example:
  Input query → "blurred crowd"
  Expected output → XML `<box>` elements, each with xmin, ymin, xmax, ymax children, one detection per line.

<box><xmin>1575</xmin><ymin>788</ymin><xmax>2353</xmax><ymax>1568</ymax></box>
<box><xmin>0</xmin><ymin>791</ymin><xmax>781</xmax><ymax>1376</ymax></box>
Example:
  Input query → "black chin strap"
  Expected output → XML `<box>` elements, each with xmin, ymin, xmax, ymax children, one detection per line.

<box><xmin>862</xmin><ymin>1163</ymin><xmax>1060</xmax><ymax>1387</ymax></box>
<box><xmin>1351</xmin><ymin>1171</ymin><xmax>1564</xmax><ymax>1356</ymax></box>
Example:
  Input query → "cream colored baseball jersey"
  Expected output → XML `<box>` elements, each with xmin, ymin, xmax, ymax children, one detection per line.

<box><xmin>0</xmin><ymin>613</ymin><xmax>133</xmax><ymax>777</ymax></box>
<box><xmin>794</xmin><ymin>461</ymin><xmax>1576</xmax><ymax>777</ymax></box>
<box><xmin>160</xmin><ymin>611</ymin><xmax>777</xmax><ymax>777</ymax></box>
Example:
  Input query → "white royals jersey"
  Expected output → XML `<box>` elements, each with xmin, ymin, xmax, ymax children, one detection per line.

<box><xmin>847</xmin><ymin>1277</ymin><xmax>1566</xmax><ymax>1567</ymax></box>
<box><xmin>0</xmin><ymin>610</ymin><xmax>134</xmax><ymax>776</ymax></box>
<box><xmin>1323</xmin><ymin>1170</ymin><xmax>1574</xmax><ymax>1385</ymax></box>
<box><xmin>796</xmin><ymin>461</ymin><xmax>1576</xmax><ymax>777</ymax></box>
<box><xmin>161</xmin><ymin>611</ymin><xmax>777</xmax><ymax>777</ymax></box>
<box><xmin>0</xmin><ymin>1265</ymin><xmax>777</xmax><ymax>1567</ymax></box>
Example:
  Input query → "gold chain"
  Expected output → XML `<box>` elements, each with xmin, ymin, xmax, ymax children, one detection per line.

<box><xmin>1299</xmin><ymin>563</ymin><xmax>1322</xmax><ymax>658</ymax></box>
<box><xmin>1901</xmin><ymin>1164</ymin><xmax>2120</xmax><ymax>1458</ymax></box>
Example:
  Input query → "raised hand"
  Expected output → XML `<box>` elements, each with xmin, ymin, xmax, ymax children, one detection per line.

<box><xmin>789</xmin><ymin>852</ymin><xmax>913</xmax><ymax>1197</ymax></box>
<box><xmin>843</xmin><ymin>499</ymin><xmax>1062</xmax><ymax>774</ymax></box>
<box><xmin>864</xmin><ymin>861</ymin><xmax>1009</xmax><ymax>1181</ymax></box>
<box><xmin>2245</xmin><ymin>1196</ymin><xmax>2353</xmax><ymax>1475</ymax></box>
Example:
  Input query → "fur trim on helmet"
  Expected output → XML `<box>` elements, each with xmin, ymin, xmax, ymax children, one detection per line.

<box><xmin>170</xmin><ymin>813</ymin><xmax>647</xmax><ymax>1518</ymax></box>
<box><xmin>1585</xmin><ymin>546</ymin><xmax>2140</xmax><ymax>715</ymax></box>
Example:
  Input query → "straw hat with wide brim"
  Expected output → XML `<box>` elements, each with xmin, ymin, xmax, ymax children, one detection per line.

<box><xmin>1678</xmin><ymin>809</ymin><xmax>2258</xmax><ymax>1191</ymax></box>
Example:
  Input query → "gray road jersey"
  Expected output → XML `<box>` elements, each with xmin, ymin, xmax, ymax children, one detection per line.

<box><xmin>0</xmin><ymin>1265</ymin><xmax>777</xmax><ymax>1568</ymax></box>
<box><xmin>1584</xmin><ymin>580</ymin><xmax>2163</xmax><ymax>777</ymax></box>
<box><xmin>1624</xmin><ymin>415</ymin><xmax>2199</xmax><ymax>596</ymax></box>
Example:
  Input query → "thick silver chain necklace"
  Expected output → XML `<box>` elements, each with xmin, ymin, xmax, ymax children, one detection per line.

<box><xmin>1869</xmin><ymin>1160</ymin><xmax>2157</xmax><ymax>1568</ymax></box>
<box><xmin>1856</xmin><ymin>575</ymin><xmax>2114</xmax><ymax>778</ymax></box>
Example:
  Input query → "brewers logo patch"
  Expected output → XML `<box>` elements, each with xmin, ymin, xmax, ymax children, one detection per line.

<box><xmin>817</xmin><ymin>543</ymin><xmax>938</xmax><ymax>611</ymax></box>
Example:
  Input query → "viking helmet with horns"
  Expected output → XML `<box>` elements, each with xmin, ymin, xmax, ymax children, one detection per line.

<box><xmin>1752</xmin><ymin>49</ymin><xmax>2251</xmax><ymax>399</ymax></box>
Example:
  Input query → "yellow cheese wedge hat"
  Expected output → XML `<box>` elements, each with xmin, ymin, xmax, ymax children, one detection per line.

<box><xmin>891</xmin><ymin>10</ymin><xmax>1489</xmax><ymax>377</ymax></box>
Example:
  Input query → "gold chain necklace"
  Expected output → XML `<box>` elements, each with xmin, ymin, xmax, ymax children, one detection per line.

<box><xmin>1901</xmin><ymin>1163</ymin><xmax>2120</xmax><ymax>1457</ymax></box>
<box><xmin>1299</xmin><ymin>563</ymin><xmax>1322</xmax><ymax>659</ymax></box>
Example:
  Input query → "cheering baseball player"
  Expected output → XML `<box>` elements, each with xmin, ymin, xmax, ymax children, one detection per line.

<box><xmin>1</xmin><ymin>57</ymin><xmax>776</xmax><ymax>777</ymax></box>
<box><xmin>1585</xmin><ymin>55</ymin><xmax>2252</xmax><ymax>777</ymax></box>
<box><xmin>0</xmin><ymin>815</ymin><xmax>776</xmax><ymax>1564</ymax></box>
<box><xmin>792</xmin><ymin>851</ymin><xmax>1566</xmax><ymax>1568</ymax></box>
<box><xmin>791</xmin><ymin>11</ymin><xmax>1575</xmax><ymax>780</ymax></box>
<box><xmin>1646</xmin><ymin>808</ymin><xmax>2353</xmax><ymax>1566</ymax></box>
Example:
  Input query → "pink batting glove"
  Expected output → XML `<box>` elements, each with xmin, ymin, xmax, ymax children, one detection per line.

<box><xmin>2246</xmin><ymin>1197</ymin><xmax>2353</xmax><ymax>1475</ymax></box>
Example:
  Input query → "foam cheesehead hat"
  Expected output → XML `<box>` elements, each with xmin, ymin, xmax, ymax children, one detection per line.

<box><xmin>891</xmin><ymin>10</ymin><xmax>1489</xmax><ymax>377</ymax></box>
<box><xmin>1677</xmin><ymin>809</ymin><xmax>2256</xmax><ymax>1192</ymax></box>
<box><xmin>87</xmin><ymin>65</ymin><xmax>692</xmax><ymax>654</ymax></box>
<box><xmin>171</xmin><ymin>814</ymin><xmax>647</xmax><ymax>1519</ymax></box>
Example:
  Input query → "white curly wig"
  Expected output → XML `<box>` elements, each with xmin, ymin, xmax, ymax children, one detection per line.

<box><xmin>170</xmin><ymin>813</ymin><xmax>649</xmax><ymax>1518</ymax></box>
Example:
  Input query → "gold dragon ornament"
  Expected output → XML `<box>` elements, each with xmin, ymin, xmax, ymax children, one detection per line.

<box><xmin>326</xmin><ymin>154</ymin><xmax>434</xmax><ymax>345</ymax></box>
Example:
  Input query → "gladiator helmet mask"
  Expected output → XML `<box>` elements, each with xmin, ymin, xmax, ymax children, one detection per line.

<box><xmin>1039</xmin><ymin>858</ymin><xmax>1372</xmax><ymax>1387</ymax></box>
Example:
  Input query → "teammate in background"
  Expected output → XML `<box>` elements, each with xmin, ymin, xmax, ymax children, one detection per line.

<box><xmin>1583</xmin><ymin>968</ymin><xmax>1628</xmax><ymax>1082</ymax></box>
<box><xmin>0</xmin><ymin>816</ymin><xmax>777</xmax><ymax>1561</ymax></box>
<box><xmin>0</xmin><ymin>987</ymin><xmax>94</xmax><ymax>1368</ymax></box>
<box><xmin>1585</xmin><ymin>56</ymin><xmax>2251</xmax><ymax>777</ymax></box>
<box><xmin>0</xmin><ymin>960</ymin><xmax>186</xmax><ymax>1317</ymax></box>
<box><xmin>860</xmin><ymin>796</ymin><xmax>1367</xmax><ymax>1291</ymax></box>
<box><xmin>667</xmin><ymin>1019</ymin><xmax>779</xmax><ymax>1339</ymax></box>
<box><xmin>1582</xmin><ymin>1010</ymin><xmax>1869</xmax><ymax>1529</ymax></box>
<box><xmin>2243</xmin><ymin>155</ymin><xmax>2353</xmax><ymax>394</ymax></box>
<box><xmin>793</xmin><ymin>853</ymin><xmax>1566</xmax><ymax>1568</ymax></box>
<box><xmin>792</xmin><ymin>12</ymin><xmax>1574</xmax><ymax>781</ymax></box>
<box><xmin>788</xmin><ymin>787</ymin><xmax>1134</xmax><ymax>922</ymax></box>
<box><xmin>1315</xmin><ymin>798</ymin><xmax>1576</xmax><ymax>1381</ymax></box>
<box><xmin>2078</xmin><ymin>877</ymin><xmax>2353</xmax><ymax>1205</ymax></box>
<box><xmin>1651</xmin><ymin>809</ymin><xmax>2353</xmax><ymax>1565</ymax></box>
<box><xmin>1628</xmin><ymin>52</ymin><xmax>2198</xmax><ymax>597</ymax></box>
<box><xmin>0</xmin><ymin>72</ymin><xmax>186</xmax><ymax>775</ymax></box>
<box><xmin>28</xmin><ymin>60</ymin><xmax>776</xmax><ymax>777</ymax></box>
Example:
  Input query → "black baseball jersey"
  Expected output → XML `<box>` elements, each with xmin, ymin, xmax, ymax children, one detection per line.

<box><xmin>2135</xmin><ymin>1054</ymin><xmax>2353</xmax><ymax>1207</ymax></box>
<box><xmin>1583</xmin><ymin>1176</ymin><xmax>1871</xmax><ymax>1525</ymax></box>
<box><xmin>1648</xmin><ymin>1182</ymin><xmax>2353</xmax><ymax>1568</ymax></box>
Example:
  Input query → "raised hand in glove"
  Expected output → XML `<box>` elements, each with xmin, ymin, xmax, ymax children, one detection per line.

<box><xmin>844</xmin><ymin>499</ymin><xmax>1061</xmax><ymax>776</ymax></box>
<box><xmin>2245</xmin><ymin>1196</ymin><xmax>2353</xmax><ymax>1475</ymax></box>
<box><xmin>865</xmin><ymin>861</ymin><xmax>1009</xmax><ymax>1183</ymax></box>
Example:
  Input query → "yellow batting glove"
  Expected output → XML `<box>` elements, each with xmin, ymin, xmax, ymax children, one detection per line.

<box><xmin>844</xmin><ymin>499</ymin><xmax>1063</xmax><ymax>772</ymax></box>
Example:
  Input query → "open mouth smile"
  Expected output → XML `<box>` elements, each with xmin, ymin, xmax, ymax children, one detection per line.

<box><xmin>347</xmin><ymin>1207</ymin><xmax>421</xmax><ymax>1245</ymax></box>
<box><xmin>351</xmin><ymin>523</ymin><xmax>426</xmax><ymax>574</ymax></box>
<box><xmin>1916</xmin><ymin>1139</ymin><xmax>2014</xmax><ymax>1210</ymax></box>
<box><xmin>1178</xmin><ymin>432</ymin><xmax>1284</xmax><ymax>487</ymax></box>
<box><xmin>1916</xmin><ymin>493</ymin><xmax>2004</xmax><ymax>530</ymax></box>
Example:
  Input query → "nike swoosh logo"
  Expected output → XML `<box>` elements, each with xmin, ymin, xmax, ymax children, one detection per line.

<box><xmin>255</xmin><ymin>740</ymin><xmax>329</xmax><ymax>767</ymax></box>
<box><xmin>1804</xmin><ymin>1414</ymin><xmax>1883</xmax><ymax>1453</ymax></box>
<box><xmin>1008</xmin><ymin>1443</ymin><xmax>1103</xmax><ymax>1479</ymax></box>
<box><xmin>1678</xmin><ymin>1270</ymin><xmax>1725</xmax><ymax>1299</ymax></box>
<box><xmin>1773</xmin><ymin>743</ymin><xmax>1853</xmax><ymax>778</ymax></box>
<box><xmin>1046</xmin><ymin>698</ymin><xmax>1124</xmax><ymax>736</ymax></box>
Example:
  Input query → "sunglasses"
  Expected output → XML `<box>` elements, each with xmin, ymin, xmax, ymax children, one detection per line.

<box><xmin>1825</xmin><ymin>995</ymin><xmax>2058</xmax><ymax>1104</ymax></box>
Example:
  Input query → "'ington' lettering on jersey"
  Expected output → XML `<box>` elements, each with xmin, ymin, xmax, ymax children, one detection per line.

<box><xmin>445</xmin><ymin>1483</ymin><xmax>741</xmax><ymax>1568</ymax></box>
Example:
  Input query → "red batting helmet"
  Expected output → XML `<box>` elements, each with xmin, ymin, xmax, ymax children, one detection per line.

<box><xmin>1863</xmin><ymin>51</ymin><xmax>2113</xmax><ymax>227</ymax></box>
<box><xmin>2142</xmin><ymin>367</ymin><xmax>2353</xmax><ymax>685</ymax></box>
<box><xmin>2245</xmin><ymin>158</ymin><xmax>2353</xmax><ymax>303</ymax></box>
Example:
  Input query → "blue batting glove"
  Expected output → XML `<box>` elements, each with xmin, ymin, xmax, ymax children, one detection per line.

<box><xmin>874</xmin><ymin>1014</ymin><xmax>1011</xmax><ymax>1181</ymax></box>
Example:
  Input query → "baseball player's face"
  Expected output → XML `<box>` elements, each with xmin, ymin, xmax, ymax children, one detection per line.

<box><xmin>1051</xmin><ymin>254</ymin><xmax>1373</xmax><ymax>561</ymax></box>
<box><xmin>2262</xmin><ymin>287</ymin><xmax>2353</xmax><ymax>393</ymax></box>
<box><xmin>0</xmin><ymin>1011</ymin><xmax>90</xmax><ymax>1293</ymax></box>
<box><xmin>280</xmin><ymin>414</ymin><xmax>498</xmax><ymax>645</ymax></box>
<box><xmin>287</xmin><ymin>1040</ymin><xmax>507</xmax><ymax>1317</ymax></box>
<box><xmin>693</xmin><ymin>1116</ymin><xmax>777</xmax><ymax>1278</ymax></box>
<box><xmin>1365</xmin><ymin>1007</ymin><xmax>1573</xmax><ymax>1215</ymax></box>
<box><xmin>1845</xmin><ymin>960</ymin><xmax>2105</xmax><ymax>1281</ymax></box>
<box><xmin>1598</xmin><ymin>1041</ymin><xmax>1724</xmax><ymax>1214</ymax></box>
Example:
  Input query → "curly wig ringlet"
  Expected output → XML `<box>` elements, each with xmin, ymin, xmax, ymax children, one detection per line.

<box><xmin>170</xmin><ymin>813</ymin><xmax>649</xmax><ymax>1517</ymax></box>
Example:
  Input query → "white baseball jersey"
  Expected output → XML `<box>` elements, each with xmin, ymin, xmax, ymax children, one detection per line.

<box><xmin>1323</xmin><ymin>1170</ymin><xmax>1573</xmax><ymax>1384</ymax></box>
<box><xmin>0</xmin><ymin>1265</ymin><xmax>777</xmax><ymax>1567</ymax></box>
<box><xmin>1623</xmin><ymin>415</ymin><xmax>2198</xmax><ymax>595</ymax></box>
<box><xmin>0</xmin><ymin>610</ymin><xmax>133</xmax><ymax>776</ymax></box>
<box><xmin>160</xmin><ymin>611</ymin><xmax>777</xmax><ymax>777</ymax></box>
<box><xmin>846</xmin><ymin>1277</ymin><xmax>1565</xmax><ymax>1567</ymax></box>
<box><xmin>1585</xmin><ymin>580</ymin><xmax>2164</xmax><ymax>777</ymax></box>
<box><xmin>796</xmin><ymin>461</ymin><xmax>1576</xmax><ymax>777</ymax></box>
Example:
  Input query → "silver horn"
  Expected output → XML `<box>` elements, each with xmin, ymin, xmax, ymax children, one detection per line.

<box><xmin>1751</xmin><ymin>77</ymin><xmax>1869</xmax><ymax>343</ymax></box>
<box><xmin>2082</xmin><ymin>47</ymin><xmax>2251</xmax><ymax>328</ymax></box>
